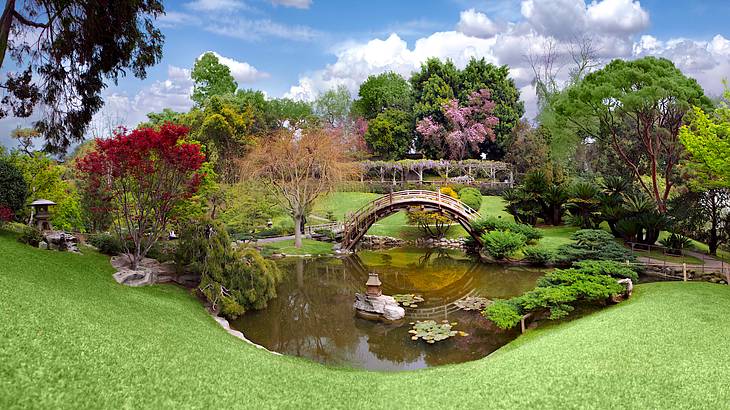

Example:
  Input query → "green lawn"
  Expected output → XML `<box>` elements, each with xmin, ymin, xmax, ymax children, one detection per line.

<box><xmin>2</xmin><ymin>230</ymin><xmax>730</xmax><ymax>408</ymax></box>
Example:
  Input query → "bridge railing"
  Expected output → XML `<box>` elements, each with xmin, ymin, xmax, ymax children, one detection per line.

<box><xmin>341</xmin><ymin>190</ymin><xmax>482</xmax><ymax>248</ymax></box>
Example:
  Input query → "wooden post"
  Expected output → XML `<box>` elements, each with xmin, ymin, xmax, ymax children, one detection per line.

<box><xmin>683</xmin><ymin>263</ymin><xmax>687</xmax><ymax>282</ymax></box>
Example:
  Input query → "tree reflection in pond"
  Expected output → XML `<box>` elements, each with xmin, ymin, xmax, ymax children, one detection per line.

<box><xmin>231</xmin><ymin>247</ymin><xmax>544</xmax><ymax>371</ymax></box>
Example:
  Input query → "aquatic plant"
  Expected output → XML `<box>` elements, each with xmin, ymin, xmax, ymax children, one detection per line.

<box><xmin>454</xmin><ymin>296</ymin><xmax>492</xmax><ymax>311</ymax></box>
<box><xmin>393</xmin><ymin>294</ymin><xmax>425</xmax><ymax>307</ymax></box>
<box><xmin>408</xmin><ymin>320</ymin><xmax>467</xmax><ymax>344</ymax></box>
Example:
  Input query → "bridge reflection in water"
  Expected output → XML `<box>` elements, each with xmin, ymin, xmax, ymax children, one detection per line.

<box><xmin>231</xmin><ymin>247</ymin><xmax>544</xmax><ymax>371</ymax></box>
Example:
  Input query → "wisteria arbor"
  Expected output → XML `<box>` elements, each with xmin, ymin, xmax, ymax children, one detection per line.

<box><xmin>358</xmin><ymin>159</ymin><xmax>512</xmax><ymax>188</ymax></box>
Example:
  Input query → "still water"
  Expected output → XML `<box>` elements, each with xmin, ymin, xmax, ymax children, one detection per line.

<box><xmin>231</xmin><ymin>247</ymin><xmax>544</xmax><ymax>371</ymax></box>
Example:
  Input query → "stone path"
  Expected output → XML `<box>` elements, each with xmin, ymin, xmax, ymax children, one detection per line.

<box><xmin>637</xmin><ymin>250</ymin><xmax>730</xmax><ymax>282</ymax></box>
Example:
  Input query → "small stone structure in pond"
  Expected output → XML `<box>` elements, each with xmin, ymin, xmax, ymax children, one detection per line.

<box><xmin>353</xmin><ymin>273</ymin><xmax>405</xmax><ymax>322</ymax></box>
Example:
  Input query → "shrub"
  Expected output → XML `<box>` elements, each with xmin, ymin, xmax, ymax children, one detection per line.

<box><xmin>659</xmin><ymin>233</ymin><xmax>692</xmax><ymax>250</ymax></box>
<box><xmin>18</xmin><ymin>226</ymin><xmax>43</xmax><ymax>247</ymax></box>
<box><xmin>555</xmin><ymin>229</ymin><xmax>634</xmax><ymax>264</ymax></box>
<box><xmin>484</xmin><ymin>300</ymin><xmax>522</xmax><ymax>329</ymax></box>
<box><xmin>0</xmin><ymin>159</ymin><xmax>28</xmax><ymax>219</ymax></box>
<box><xmin>177</xmin><ymin>217</ymin><xmax>281</xmax><ymax>319</ymax></box>
<box><xmin>571</xmin><ymin>260</ymin><xmax>639</xmax><ymax>282</ymax></box>
<box><xmin>484</xmin><ymin>262</ymin><xmax>628</xmax><ymax>329</ymax></box>
<box><xmin>408</xmin><ymin>210</ymin><xmax>452</xmax><ymax>238</ymax></box>
<box><xmin>439</xmin><ymin>186</ymin><xmax>459</xmax><ymax>199</ymax></box>
<box><xmin>314</xmin><ymin>228</ymin><xmax>336</xmax><ymax>241</ymax></box>
<box><xmin>147</xmin><ymin>240</ymin><xmax>178</xmax><ymax>262</ymax></box>
<box><xmin>471</xmin><ymin>216</ymin><xmax>542</xmax><ymax>242</ymax></box>
<box><xmin>87</xmin><ymin>233</ymin><xmax>123</xmax><ymax>255</ymax></box>
<box><xmin>0</xmin><ymin>205</ymin><xmax>13</xmax><ymax>223</ymax></box>
<box><xmin>458</xmin><ymin>187</ymin><xmax>482</xmax><ymax>210</ymax></box>
<box><xmin>482</xmin><ymin>230</ymin><xmax>526</xmax><ymax>260</ymax></box>
<box><xmin>523</xmin><ymin>246</ymin><xmax>555</xmax><ymax>265</ymax></box>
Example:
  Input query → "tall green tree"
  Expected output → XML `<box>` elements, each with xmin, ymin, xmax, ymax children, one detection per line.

<box><xmin>191</xmin><ymin>52</ymin><xmax>238</xmax><ymax>105</ymax></box>
<box><xmin>680</xmin><ymin>83</ymin><xmax>730</xmax><ymax>187</ymax></box>
<box><xmin>353</xmin><ymin>72</ymin><xmax>413</xmax><ymax>119</ymax></box>
<box><xmin>410</xmin><ymin>58</ymin><xmax>460</xmax><ymax>121</ymax></box>
<box><xmin>314</xmin><ymin>85</ymin><xmax>352</xmax><ymax>129</ymax></box>
<box><xmin>554</xmin><ymin>57</ymin><xmax>711</xmax><ymax>212</ymax></box>
<box><xmin>364</xmin><ymin>109</ymin><xmax>413</xmax><ymax>160</ymax></box>
<box><xmin>0</xmin><ymin>0</ymin><xmax>164</xmax><ymax>153</ymax></box>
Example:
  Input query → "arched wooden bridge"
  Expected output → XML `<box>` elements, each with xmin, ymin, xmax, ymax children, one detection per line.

<box><xmin>340</xmin><ymin>190</ymin><xmax>482</xmax><ymax>251</ymax></box>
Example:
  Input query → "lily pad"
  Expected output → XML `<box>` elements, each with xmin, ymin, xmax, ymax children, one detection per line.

<box><xmin>393</xmin><ymin>294</ymin><xmax>425</xmax><ymax>307</ymax></box>
<box><xmin>454</xmin><ymin>296</ymin><xmax>492</xmax><ymax>311</ymax></box>
<box><xmin>408</xmin><ymin>320</ymin><xmax>466</xmax><ymax>344</ymax></box>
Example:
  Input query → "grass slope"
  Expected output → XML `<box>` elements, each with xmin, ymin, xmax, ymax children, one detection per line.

<box><xmin>2</xmin><ymin>230</ymin><xmax>730</xmax><ymax>408</ymax></box>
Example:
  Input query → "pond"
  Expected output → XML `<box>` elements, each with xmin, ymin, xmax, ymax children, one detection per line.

<box><xmin>231</xmin><ymin>247</ymin><xmax>545</xmax><ymax>371</ymax></box>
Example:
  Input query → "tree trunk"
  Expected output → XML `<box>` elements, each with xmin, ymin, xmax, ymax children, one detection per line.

<box><xmin>0</xmin><ymin>0</ymin><xmax>15</xmax><ymax>68</ymax></box>
<box><xmin>294</xmin><ymin>214</ymin><xmax>303</xmax><ymax>248</ymax></box>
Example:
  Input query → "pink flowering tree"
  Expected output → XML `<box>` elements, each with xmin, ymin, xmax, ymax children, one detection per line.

<box><xmin>417</xmin><ymin>88</ymin><xmax>499</xmax><ymax>159</ymax></box>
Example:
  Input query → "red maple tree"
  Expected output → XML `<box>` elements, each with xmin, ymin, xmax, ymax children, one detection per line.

<box><xmin>77</xmin><ymin>123</ymin><xmax>205</xmax><ymax>270</ymax></box>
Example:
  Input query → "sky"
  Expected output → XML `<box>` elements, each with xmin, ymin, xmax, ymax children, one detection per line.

<box><xmin>1</xmin><ymin>0</ymin><xmax>730</xmax><ymax>149</ymax></box>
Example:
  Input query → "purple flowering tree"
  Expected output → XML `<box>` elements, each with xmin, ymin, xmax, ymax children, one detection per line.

<box><xmin>417</xmin><ymin>89</ymin><xmax>500</xmax><ymax>160</ymax></box>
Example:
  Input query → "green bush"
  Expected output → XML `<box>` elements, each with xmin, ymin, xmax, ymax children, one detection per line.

<box><xmin>471</xmin><ymin>216</ymin><xmax>542</xmax><ymax>242</ymax></box>
<box><xmin>571</xmin><ymin>260</ymin><xmax>639</xmax><ymax>282</ymax></box>
<box><xmin>484</xmin><ymin>300</ymin><xmax>522</xmax><ymax>329</ymax></box>
<box><xmin>87</xmin><ymin>233</ymin><xmax>123</xmax><ymax>255</ymax></box>
<box><xmin>523</xmin><ymin>246</ymin><xmax>555</xmax><ymax>265</ymax></box>
<box><xmin>17</xmin><ymin>226</ymin><xmax>43</xmax><ymax>247</ymax></box>
<box><xmin>0</xmin><ymin>159</ymin><xmax>28</xmax><ymax>218</ymax></box>
<box><xmin>482</xmin><ymin>230</ymin><xmax>526</xmax><ymax>260</ymax></box>
<box><xmin>555</xmin><ymin>229</ymin><xmax>634</xmax><ymax>264</ymax></box>
<box><xmin>147</xmin><ymin>240</ymin><xmax>178</xmax><ymax>262</ymax></box>
<box><xmin>483</xmin><ymin>260</ymin><xmax>629</xmax><ymax>329</ymax></box>
<box><xmin>458</xmin><ymin>187</ymin><xmax>482</xmax><ymax>210</ymax></box>
<box><xmin>177</xmin><ymin>217</ymin><xmax>281</xmax><ymax>320</ymax></box>
<box><xmin>659</xmin><ymin>233</ymin><xmax>692</xmax><ymax>250</ymax></box>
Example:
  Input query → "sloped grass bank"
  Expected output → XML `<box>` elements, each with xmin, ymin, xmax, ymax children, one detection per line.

<box><xmin>1</xmin><ymin>230</ymin><xmax>729</xmax><ymax>408</ymax></box>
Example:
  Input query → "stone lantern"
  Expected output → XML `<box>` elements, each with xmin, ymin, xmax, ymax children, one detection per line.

<box><xmin>29</xmin><ymin>199</ymin><xmax>56</xmax><ymax>231</ymax></box>
<box><xmin>366</xmin><ymin>273</ymin><xmax>382</xmax><ymax>297</ymax></box>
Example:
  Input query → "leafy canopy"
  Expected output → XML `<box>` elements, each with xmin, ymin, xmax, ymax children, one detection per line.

<box><xmin>191</xmin><ymin>52</ymin><xmax>238</xmax><ymax>105</ymax></box>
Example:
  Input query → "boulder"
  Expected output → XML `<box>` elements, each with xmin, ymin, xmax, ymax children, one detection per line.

<box><xmin>353</xmin><ymin>293</ymin><xmax>405</xmax><ymax>321</ymax></box>
<box><xmin>38</xmin><ymin>241</ymin><xmax>48</xmax><ymax>250</ymax></box>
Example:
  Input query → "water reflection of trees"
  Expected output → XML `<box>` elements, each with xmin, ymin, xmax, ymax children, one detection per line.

<box><xmin>248</xmin><ymin>258</ymin><xmax>363</xmax><ymax>364</ymax></box>
<box><xmin>233</xmin><ymin>251</ymin><xmax>536</xmax><ymax>370</ymax></box>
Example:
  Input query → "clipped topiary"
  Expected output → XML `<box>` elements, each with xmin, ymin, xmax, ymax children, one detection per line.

<box><xmin>458</xmin><ymin>187</ymin><xmax>482</xmax><ymax>210</ymax></box>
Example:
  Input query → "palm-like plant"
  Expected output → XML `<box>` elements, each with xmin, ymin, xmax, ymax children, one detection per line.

<box><xmin>567</xmin><ymin>181</ymin><xmax>602</xmax><ymax>229</ymax></box>
<box><xmin>542</xmin><ymin>184</ymin><xmax>569</xmax><ymax>225</ymax></box>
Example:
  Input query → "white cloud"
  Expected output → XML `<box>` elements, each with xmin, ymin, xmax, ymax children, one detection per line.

<box><xmin>201</xmin><ymin>51</ymin><xmax>270</xmax><ymax>83</ymax></box>
<box><xmin>207</xmin><ymin>17</ymin><xmax>320</xmax><ymax>41</ymax></box>
<box><xmin>521</xmin><ymin>0</ymin><xmax>587</xmax><ymax>38</ymax></box>
<box><xmin>184</xmin><ymin>0</ymin><xmax>249</xmax><ymax>12</ymax></box>
<box><xmin>520</xmin><ymin>0</ymin><xmax>648</xmax><ymax>38</ymax></box>
<box><xmin>285</xmin><ymin>32</ymin><xmax>498</xmax><ymax>101</ymax></box>
<box><xmin>586</xmin><ymin>0</ymin><xmax>649</xmax><ymax>35</ymax></box>
<box><xmin>456</xmin><ymin>9</ymin><xmax>500</xmax><ymax>38</ymax></box>
<box><xmin>632</xmin><ymin>35</ymin><xmax>730</xmax><ymax>96</ymax></box>
<box><xmin>270</xmin><ymin>0</ymin><xmax>311</xmax><ymax>9</ymax></box>
<box><xmin>157</xmin><ymin>11</ymin><xmax>200</xmax><ymax>28</ymax></box>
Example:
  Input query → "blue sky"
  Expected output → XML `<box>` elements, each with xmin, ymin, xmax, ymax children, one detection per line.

<box><xmin>2</xmin><ymin>0</ymin><xmax>730</xmax><ymax>149</ymax></box>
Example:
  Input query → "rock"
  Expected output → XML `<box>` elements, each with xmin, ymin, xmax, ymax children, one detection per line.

<box><xmin>38</xmin><ymin>241</ymin><xmax>48</xmax><ymax>250</ymax></box>
<box><xmin>113</xmin><ymin>267</ymin><xmax>154</xmax><ymax>286</ymax></box>
<box><xmin>353</xmin><ymin>293</ymin><xmax>405</xmax><ymax>321</ymax></box>
<box><xmin>43</xmin><ymin>231</ymin><xmax>79</xmax><ymax>253</ymax></box>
